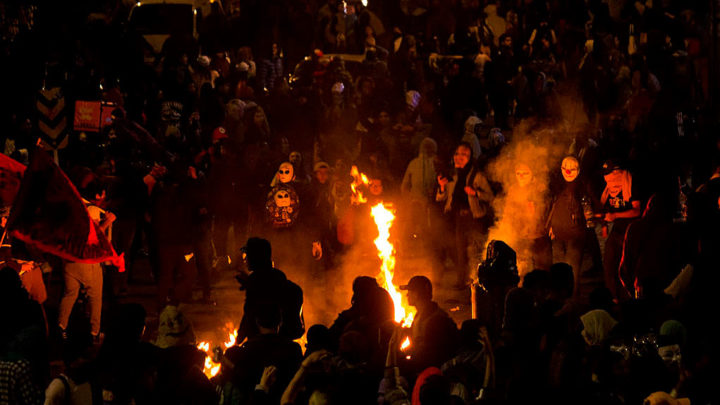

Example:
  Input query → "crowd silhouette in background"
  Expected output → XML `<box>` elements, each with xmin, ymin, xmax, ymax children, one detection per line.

<box><xmin>1</xmin><ymin>0</ymin><xmax>719</xmax><ymax>404</ymax></box>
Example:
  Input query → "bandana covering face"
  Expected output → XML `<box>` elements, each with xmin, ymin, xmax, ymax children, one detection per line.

<box><xmin>266</xmin><ymin>184</ymin><xmax>299</xmax><ymax>228</ymax></box>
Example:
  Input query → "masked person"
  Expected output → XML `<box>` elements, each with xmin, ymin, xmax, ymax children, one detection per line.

<box><xmin>600</xmin><ymin>161</ymin><xmax>641</xmax><ymax>300</ymax></box>
<box><xmin>504</xmin><ymin>162</ymin><xmax>552</xmax><ymax>275</ymax></box>
<box><xmin>264</xmin><ymin>162</ymin><xmax>320</xmax><ymax>278</ymax></box>
<box><xmin>436</xmin><ymin>143</ymin><xmax>494</xmax><ymax>288</ymax></box>
<box><xmin>547</xmin><ymin>156</ymin><xmax>602</xmax><ymax>297</ymax></box>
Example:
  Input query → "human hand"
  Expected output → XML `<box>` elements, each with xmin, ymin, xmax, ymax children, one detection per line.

<box><xmin>302</xmin><ymin>350</ymin><xmax>330</xmax><ymax>369</ymax></box>
<box><xmin>464</xmin><ymin>186</ymin><xmax>476</xmax><ymax>196</ymax></box>
<box><xmin>604</xmin><ymin>213</ymin><xmax>615</xmax><ymax>222</ymax></box>
<box><xmin>104</xmin><ymin>212</ymin><xmax>117</xmax><ymax>223</ymax></box>
<box><xmin>312</xmin><ymin>241</ymin><xmax>322</xmax><ymax>260</ymax></box>
<box><xmin>437</xmin><ymin>176</ymin><xmax>449</xmax><ymax>191</ymax></box>
<box><xmin>259</xmin><ymin>366</ymin><xmax>277</xmax><ymax>392</ymax></box>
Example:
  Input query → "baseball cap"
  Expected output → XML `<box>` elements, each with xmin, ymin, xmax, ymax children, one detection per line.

<box><xmin>602</xmin><ymin>159</ymin><xmax>623</xmax><ymax>175</ymax></box>
<box><xmin>399</xmin><ymin>275</ymin><xmax>432</xmax><ymax>295</ymax></box>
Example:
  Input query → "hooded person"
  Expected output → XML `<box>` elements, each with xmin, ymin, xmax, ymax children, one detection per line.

<box><xmin>461</xmin><ymin>116</ymin><xmax>483</xmax><ymax>161</ymax></box>
<box><xmin>401</xmin><ymin>138</ymin><xmax>438</xmax><ymax>202</ymax></box>
<box><xmin>580</xmin><ymin>309</ymin><xmax>617</xmax><ymax>346</ymax></box>
<box><xmin>154</xmin><ymin>305</ymin><xmax>196</xmax><ymax>349</ymax></box>
<box><xmin>153</xmin><ymin>305</ymin><xmax>218</xmax><ymax>403</ymax></box>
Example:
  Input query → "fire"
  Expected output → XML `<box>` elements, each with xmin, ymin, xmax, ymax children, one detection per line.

<box><xmin>370</xmin><ymin>203</ymin><xmax>415</xmax><ymax>327</ymax></box>
<box><xmin>350</xmin><ymin>165</ymin><xmax>369</xmax><ymax>205</ymax></box>
<box><xmin>400</xmin><ymin>336</ymin><xmax>411</xmax><ymax>351</ymax></box>
<box><xmin>197</xmin><ymin>323</ymin><xmax>238</xmax><ymax>379</ymax></box>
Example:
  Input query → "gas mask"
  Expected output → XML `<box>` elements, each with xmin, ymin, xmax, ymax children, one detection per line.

<box><xmin>277</xmin><ymin>162</ymin><xmax>294</xmax><ymax>184</ymax></box>
<box><xmin>561</xmin><ymin>157</ymin><xmax>579</xmax><ymax>182</ymax></box>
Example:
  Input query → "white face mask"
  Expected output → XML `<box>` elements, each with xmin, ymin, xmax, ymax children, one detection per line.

<box><xmin>274</xmin><ymin>189</ymin><xmax>291</xmax><ymax>207</ymax></box>
<box><xmin>561</xmin><ymin>157</ymin><xmax>580</xmax><ymax>182</ymax></box>
<box><xmin>515</xmin><ymin>164</ymin><xmax>532</xmax><ymax>187</ymax></box>
<box><xmin>277</xmin><ymin>163</ymin><xmax>294</xmax><ymax>183</ymax></box>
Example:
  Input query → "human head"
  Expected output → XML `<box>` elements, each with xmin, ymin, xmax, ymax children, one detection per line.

<box><xmin>378</xmin><ymin>110</ymin><xmax>392</xmax><ymax>127</ymax></box>
<box><xmin>314</xmin><ymin>161</ymin><xmax>330</xmax><ymax>184</ymax></box>
<box><xmin>453</xmin><ymin>143</ymin><xmax>472</xmax><ymax>168</ymax></box>
<box><xmin>580</xmin><ymin>309</ymin><xmax>617</xmax><ymax>346</ymax></box>
<box><xmin>156</xmin><ymin>305</ymin><xmax>195</xmax><ymax>348</ymax></box>
<box><xmin>277</xmin><ymin>162</ymin><xmax>295</xmax><ymax>183</ymax></box>
<box><xmin>515</xmin><ymin>163</ymin><xmax>532</xmax><ymax>187</ymax></box>
<box><xmin>406</xmin><ymin>90</ymin><xmax>421</xmax><ymax>110</ymax></box>
<box><xmin>242</xmin><ymin>237</ymin><xmax>272</xmax><ymax>271</ymax></box>
<box><xmin>401</xmin><ymin>275</ymin><xmax>432</xmax><ymax>307</ymax></box>
<box><xmin>561</xmin><ymin>156</ymin><xmax>580</xmax><ymax>182</ymax></box>
<box><xmin>368</xmin><ymin>178</ymin><xmax>383</xmax><ymax>196</ymax></box>
<box><xmin>351</xmin><ymin>276</ymin><xmax>379</xmax><ymax>308</ymax></box>
<box><xmin>289</xmin><ymin>151</ymin><xmax>302</xmax><ymax>166</ymax></box>
<box><xmin>602</xmin><ymin>160</ymin><xmax>628</xmax><ymax>198</ymax></box>
<box><xmin>419</xmin><ymin>137</ymin><xmax>438</xmax><ymax>158</ymax></box>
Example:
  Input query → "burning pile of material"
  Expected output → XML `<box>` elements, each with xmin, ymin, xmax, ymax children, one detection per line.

<box><xmin>196</xmin><ymin>322</ymin><xmax>238</xmax><ymax>379</ymax></box>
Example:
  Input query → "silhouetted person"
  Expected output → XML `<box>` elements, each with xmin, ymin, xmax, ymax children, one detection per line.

<box><xmin>401</xmin><ymin>276</ymin><xmax>459</xmax><ymax>374</ymax></box>
<box><xmin>236</xmin><ymin>238</ymin><xmax>305</xmax><ymax>343</ymax></box>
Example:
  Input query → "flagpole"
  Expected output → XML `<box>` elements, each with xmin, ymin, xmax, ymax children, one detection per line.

<box><xmin>0</xmin><ymin>226</ymin><xmax>8</xmax><ymax>247</ymax></box>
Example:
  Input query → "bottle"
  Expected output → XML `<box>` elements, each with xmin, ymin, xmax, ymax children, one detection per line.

<box><xmin>581</xmin><ymin>196</ymin><xmax>595</xmax><ymax>228</ymax></box>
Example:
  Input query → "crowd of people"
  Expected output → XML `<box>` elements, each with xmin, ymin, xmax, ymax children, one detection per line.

<box><xmin>1</xmin><ymin>0</ymin><xmax>719</xmax><ymax>403</ymax></box>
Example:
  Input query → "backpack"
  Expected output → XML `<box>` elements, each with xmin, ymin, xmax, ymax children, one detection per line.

<box><xmin>279</xmin><ymin>280</ymin><xmax>305</xmax><ymax>340</ymax></box>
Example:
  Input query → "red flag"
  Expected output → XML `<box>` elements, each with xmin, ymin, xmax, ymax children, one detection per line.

<box><xmin>6</xmin><ymin>149</ymin><xmax>124</xmax><ymax>270</ymax></box>
<box><xmin>0</xmin><ymin>153</ymin><xmax>26</xmax><ymax>207</ymax></box>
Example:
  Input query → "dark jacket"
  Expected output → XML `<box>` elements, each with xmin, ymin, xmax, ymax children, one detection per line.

<box><xmin>409</xmin><ymin>301</ymin><xmax>459</xmax><ymax>372</ymax></box>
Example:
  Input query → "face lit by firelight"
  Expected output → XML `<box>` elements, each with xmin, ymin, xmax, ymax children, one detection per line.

<box><xmin>453</xmin><ymin>145</ymin><xmax>472</xmax><ymax>168</ymax></box>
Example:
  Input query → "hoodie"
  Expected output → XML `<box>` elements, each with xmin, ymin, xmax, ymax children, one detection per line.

<box><xmin>462</xmin><ymin>116</ymin><xmax>483</xmax><ymax>160</ymax></box>
<box><xmin>401</xmin><ymin>138</ymin><xmax>438</xmax><ymax>202</ymax></box>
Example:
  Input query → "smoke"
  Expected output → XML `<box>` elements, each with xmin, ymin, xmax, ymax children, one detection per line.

<box><xmin>485</xmin><ymin>117</ymin><xmax>582</xmax><ymax>277</ymax></box>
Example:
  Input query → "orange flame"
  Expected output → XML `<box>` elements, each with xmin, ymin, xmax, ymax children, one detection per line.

<box><xmin>400</xmin><ymin>336</ymin><xmax>411</xmax><ymax>351</ymax></box>
<box><xmin>350</xmin><ymin>165</ymin><xmax>369</xmax><ymax>205</ymax></box>
<box><xmin>370</xmin><ymin>203</ymin><xmax>415</xmax><ymax>327</ymax></box>
<box><xmin>197</xmin><ymin>323</ymin><xmax>238</xmax><ymax>379</ymax></box>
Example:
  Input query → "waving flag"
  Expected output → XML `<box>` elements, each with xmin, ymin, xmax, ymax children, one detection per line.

<box><xmin>5</xmin><ymin>149</ymin><xmax>123</xmax><ymax>269</ymax></box>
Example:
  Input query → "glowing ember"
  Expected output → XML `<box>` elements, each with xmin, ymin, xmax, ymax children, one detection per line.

<box><xmin>400</xmin><ymin>336</ymin><xmax>411</xmax><ymax>351</ymax></box>
<box><xmin>371</xmin><ymin>203</ymin><xmax>415</xmax><ymax>327</ymax></box>
<box><xmin>197</xmin><ymin>323</ymin><xmax>238</xmax><ymax>379</ymax></box>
